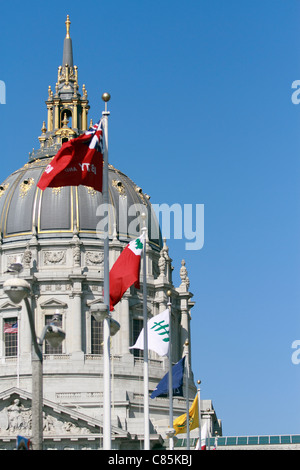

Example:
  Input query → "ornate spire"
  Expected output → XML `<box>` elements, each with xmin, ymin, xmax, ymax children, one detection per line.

<box><xmin>29</xmin><ymin>16</ymin><xmax>90</xmax><ymax>162</ymax></box>
<box><xmin>62</xmin><ymin>15</ymin><xmax>73</xmax><ymax>68</ymax></box>
<box><xmin>65</xmin><ymin>14</ymin><xmax>71</xmax><ymax>39</ymax></box>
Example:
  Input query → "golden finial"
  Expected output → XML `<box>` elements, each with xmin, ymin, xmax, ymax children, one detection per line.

<box><xmin>62</xmin><ymin>113</ymin><xmax>69</xmax><ymax>128</ymax></box>
<box><xmin>102</xmin><ymin>92</ymin><xmax>111</xmax><ymax>102</ymax></box>
<box><xmin>65</xmin><ymin>15</ymin><xmax>71</xmax><ymax>39</ymax></box>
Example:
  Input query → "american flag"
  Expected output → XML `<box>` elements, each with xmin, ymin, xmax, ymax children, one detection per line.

<box><xmin>4</xmin><ymin>322</ymin><xmax>18</xmax><ymax>334</ymax></box>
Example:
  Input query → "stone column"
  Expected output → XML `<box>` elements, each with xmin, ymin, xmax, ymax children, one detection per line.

<box><xmin>72</xmin><ymin>100</ymin><xmax>78</xmax><ymax>129</ymax></box>
<box><xmin>47</xmin><ymin>105</ymin><xmax>53</xmax><ymax>132</ymax></box>
<box><xmin>81</xmin><ymin>105</ymin><xmax>87</xmax><ymax>131</ymax></box>
<box><xmin>54</xmin><ymin>100</ymin><xmax>60</xmax><ymax>129</ymax></box>
<box><xmin>69</xmin><ymin>274</ymin><xmax>85</xmax><ymax>361</ymax></box>
<box><xmin>72</xmin><ymin>293</ymin><xmax>82</xmax><ymax>354</ymax></box>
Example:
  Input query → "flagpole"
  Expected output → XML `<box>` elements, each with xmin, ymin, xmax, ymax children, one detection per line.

<box><xmin>102</xmin><ymin>92</ymin><xmax>111</xmax><ymax>450</ymax></box>
<box><xmin>184</xmin><ymin>339</ymin><xmax>190</xmax><ymax>450</ymax></box>
<box><xmin>197</xmin><ymin>380</ymin><xmax>201</xmax><ymax>450</ymax></box>
<box><xmin>141</xmin><ymin>213</ymin><xmax>150</xmax><ymax>450</ymax></box>
<box><xmin>167</xmin><ymin>290</ymin><xmax>174</xmax><ymax>450</ymax></box>
<box><xmin>17</xmin><ymin>319</ymin><xmax>20</xmax><ymax>388</ymax></box>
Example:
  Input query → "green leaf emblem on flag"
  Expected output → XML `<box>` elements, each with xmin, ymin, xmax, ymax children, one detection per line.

<box><xmin>129</xmin><ymin>308</ymin><xmax>170</xmax><ymax>356</ymax></box>
<box><xmin>135</xmin><ymin>238</ymin><xmax>143</xmax><ymax>250</ymax></box>
<box><xmin>150</xmin><ymin>320</ymin><xmax>170</xmax><ymax>342</ymax></box>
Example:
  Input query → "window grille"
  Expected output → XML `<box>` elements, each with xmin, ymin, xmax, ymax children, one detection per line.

<box><xmin>4</xmin><ymin>317</ymin><xmax>18</xmax><ymax>357</ymax></box>
<box><xmin>91</xmin><ymin>316</ymin><xmax>103</xmax><ymax>355</ymax></box>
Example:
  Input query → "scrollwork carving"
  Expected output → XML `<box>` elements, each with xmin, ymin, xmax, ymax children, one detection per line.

<box><xmin>85</xmin><ymin>251</ymin><xmax>104</xmax><ymax>266</ymax></box>
<box><xmin>44</xmin><ymin>250</ymin><xmax>66</xmax><ymax>265</ymax></box>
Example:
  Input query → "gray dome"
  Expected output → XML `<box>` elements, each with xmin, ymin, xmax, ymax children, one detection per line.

<box><xmin>0</xmin><ymin>157</ymin><xmax>162</xmax><ymax>249</ymax></box>
<box><xmin>0</xmin><ymin>18</ymin><xmax>162</xmax><ymax>251</ymax></box>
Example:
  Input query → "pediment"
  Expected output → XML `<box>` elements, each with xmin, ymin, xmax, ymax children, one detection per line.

<box><xmin>130</xmin><ymin>300</ymin><xmax>151</xmax><ymax>314</ymax></box>
<box><xmin>0</xmin><ymin>388</ymin><xmax>130</xmax><ymax>440</ymax></box>
<box><xmin>0</xmin><ymin>300</ymin><xmax>22</xmax><ymax>311</ymax></box>
<box><xmin>86</xmin><ymin>297</ymin><xmax>104</xmax><ymax>307</ymax></box>
<box><xmin>40</xmin><ymin>298</ymin><xmax>68</xmax><ymax>310</ymax></box>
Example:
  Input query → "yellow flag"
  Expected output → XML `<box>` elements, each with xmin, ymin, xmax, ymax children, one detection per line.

<box><xmin>173</xmin><ymin>394</ymin><xmax>199</xmax><ymax>435</ymax></box>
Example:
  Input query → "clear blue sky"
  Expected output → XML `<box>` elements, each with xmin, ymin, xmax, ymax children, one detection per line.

<box><xmin>1</xmin><ymin>0</ymin><xmax>300</xmax><ymax>437</ymax></box>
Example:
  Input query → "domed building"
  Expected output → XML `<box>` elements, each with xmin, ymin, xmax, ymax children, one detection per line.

<box><xmin>0</xmin><ymin>17</ymin><xmax>221</xmax><ymax>450</ymax></box>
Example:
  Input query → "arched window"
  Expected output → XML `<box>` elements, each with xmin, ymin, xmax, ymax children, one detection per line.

<box><xmin>61</xmin><ymin>109</ymin><xmax>72</xmax><ymax>128</ymax></box>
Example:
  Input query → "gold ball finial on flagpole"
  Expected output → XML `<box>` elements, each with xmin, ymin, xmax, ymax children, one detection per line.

<box><xmin>102</xmin><ymin>93</ymin><xmax>111</xmax><ymax>114</ymax></box>
<box><xmin>167</xmin><ymin>289</ymin><xmax>172</xmax><ymax>308</ymax></box>
<box><xmin>102</xmin><ymin>92</ymin><xmax>111</xmax><ymax>102</ymax></box>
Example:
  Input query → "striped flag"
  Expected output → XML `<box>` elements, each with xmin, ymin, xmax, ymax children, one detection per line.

<box><xmin>4</xmin><ymin>322</ymin><xmax>18</xmax><ymax>334</ymax></box>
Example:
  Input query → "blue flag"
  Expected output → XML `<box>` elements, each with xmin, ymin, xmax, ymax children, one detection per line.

<box><xmin>16</xmin><ymin>435</ymin><xmax>31</xmax><ymax>450</ymax></box>
<box><xmin>150</xmin><ymin>357</ymin><xmax>185</xmax><ymax>399</ymax></box>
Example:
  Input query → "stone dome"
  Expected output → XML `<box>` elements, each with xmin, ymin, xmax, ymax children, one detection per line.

<box><xmin>0</xmin><ymin>16</ymin><xmax>223</xmax><ymax>452</ymax></box>
<box><xmin>0</xmin><ymin>18</ymin><xmax>161</xmax><ymax>250</ymax></box>
<box><xmin>0</xmin><ymin>157</ymin><xmax>162</xmax><ymax>249</ymax></box>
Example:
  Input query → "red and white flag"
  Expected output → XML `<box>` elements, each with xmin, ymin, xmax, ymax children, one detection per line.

<box><xmin>109</xmin><ymin>234</ymin><xmax>145</xmax><ymax>311</ymax></box>
<box><xmin>4</xmin><ymin>322</ymin><xmax>18</xmax><ymax>334</ymax></box>
<box><xmin>201</xmin><ymin>420</ymin><xmax>209</xmax><ymax>450</ymax></box>
<box><xmin>195</xmin><ymin>420</ymin><xmax>210</xmax><ymax>450</ymax></box>
<box><xmin>37</xmin><ymin>120</ymin><xmax>104</xmax><ymax>192</ymax></box>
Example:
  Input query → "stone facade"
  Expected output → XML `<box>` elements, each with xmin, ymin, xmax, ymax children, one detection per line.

<box><xmin>0</xmin><ymin>16</ymin><xmax>221</xmax><ymax>449</ymax></box>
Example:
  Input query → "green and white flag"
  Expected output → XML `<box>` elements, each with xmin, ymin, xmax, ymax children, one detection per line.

<box><xmin>130</xmin><ymin>309</ymin><xmax>170</xmax><ymax>357</ymax></box>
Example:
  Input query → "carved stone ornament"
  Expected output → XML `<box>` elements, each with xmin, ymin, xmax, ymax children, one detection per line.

<box><xmin>158</xmin><ymin>250</ymin><xmax>166</xmax><ymax>276</ymax></box>
<box><xmin>19</xmin><ymin>178</ymin><xmax>34</xmax><ymax>198</ymax></box>
<box><xmin>180</xmin><ymin>259</ymin><xmax>190</xmax><ymax>290</ymax></box>
<box><xmin>73</xmin><ymin>243</ymin><xmax>81</xmax><ymax>266</ymax></box>
<box><xmin>0</xmin><ymin>398</ymin><xmax>95</xmax><ymax>437</ymax></box>
<box><xmin>112</xmin><ymin>179</ymin><xmax>126</xmax><ymax>198</ymax></box>
<box><xmin>0</xmin><ymin>183</ymin><xmax>9</xmax><ymax>198</ymax></box>
<box><xmin>43</xmin><ymin>250</ymin><xmax>66</xmax><ymax>265</ymax></box>
<box><xmin>86</xmin><ymin>186</ymin><xmax>97</xmax><ymax>196</ymax></box>
<box><xmin>23</xmin><ymin>243</ymin><xmax>32</xmax><ymax>268</ymax></box>
<box><xmin>85</xmin><ymin>251</ymin><xmax>104</xmax><ymax>266</ymax></box>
